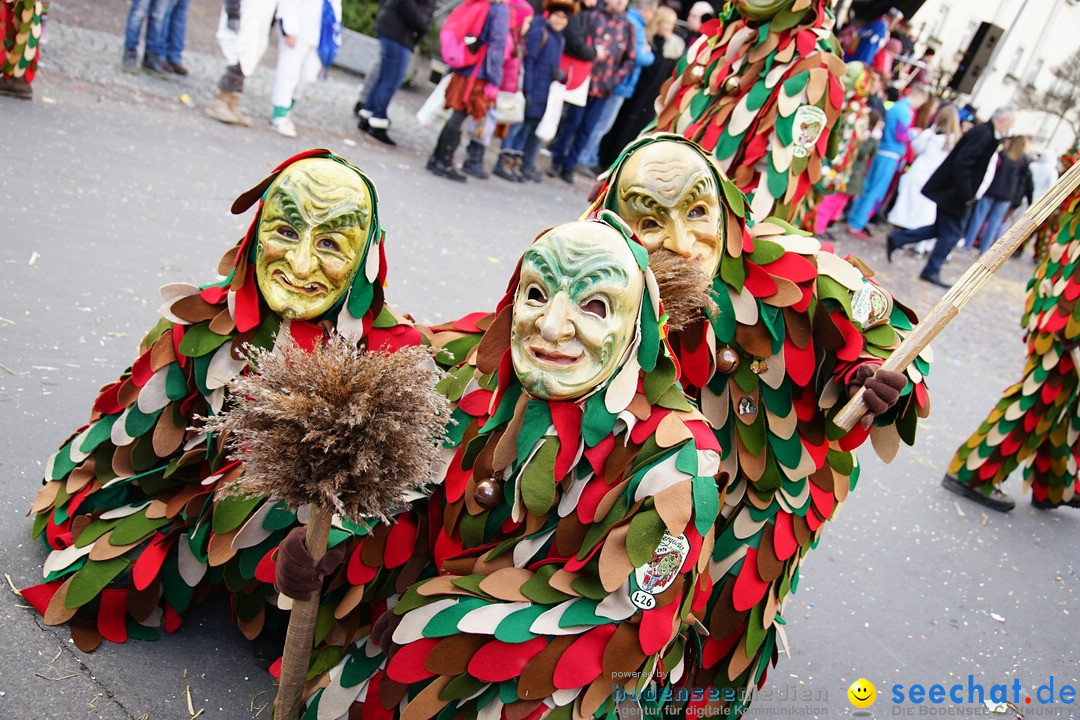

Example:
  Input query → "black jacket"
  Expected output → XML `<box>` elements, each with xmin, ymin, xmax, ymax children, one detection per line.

<box><xmin>985</xmin><ymin>154</ymin><xmax>1032</xmax><ymax>206</ymax></box>
<box><xmin>562</xmin><ymin>7</ymin><xmax>597</xmax><ymax>61</ymax></box>
<box><xmin>922</xmin><ymin>122</ymin><xmax>1001</xmax><ymax>216</ymax></box>
<box><xmin>376</xmin><ymin>0</ymin><xmax>438</xmax><ymax>49</ymax></box>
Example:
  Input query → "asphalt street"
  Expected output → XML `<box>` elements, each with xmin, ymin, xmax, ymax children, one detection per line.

<box><xmin>0</xmin><ymin>4</ymin><xmax>1076</xmax><ymax>720</ymax></box>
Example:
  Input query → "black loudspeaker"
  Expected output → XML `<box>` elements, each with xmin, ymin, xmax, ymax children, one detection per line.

<box><xmin>948</xmin><ymin>22</ymin><xmax>1004</xmax><ymax>94</ymax></box>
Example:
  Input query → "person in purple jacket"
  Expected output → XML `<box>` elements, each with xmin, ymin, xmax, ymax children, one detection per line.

<box><xmin>844</xmin><ymin>7</ymin><xmax>902</xmax><ymax>65</ymax></box>
<box><xmin>846</xmin><ymin>82</ymin><xmax>929</xmax><ymax>239</ymax></box>
<box><xmin>493</xmin><ymin>0</ymin><xmax>577</xmax><ymax>182</ymax></box>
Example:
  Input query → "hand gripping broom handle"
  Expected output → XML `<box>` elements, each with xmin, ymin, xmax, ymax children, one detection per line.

<box><xmin>835</xmin><ymin>159</ymin><xmax>1080</xmax><ymax>432</ymax></box>
<box><xmin>273</xmin><ymin>504</ymin><xmax>332</xmax><ymax>720</ymax></box>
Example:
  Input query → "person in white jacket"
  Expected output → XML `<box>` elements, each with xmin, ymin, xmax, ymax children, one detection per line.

<box><xmin>205</xmin><ymin>0</ymin><xmax>280</xmax><ymax>126</ymax></box>
<box><xmin>887</xmin><ymin>104</ymin><xmax>960</xmax><ymax>255</ymax></box>
<box><xmin>269</xmin><ymin>0</ymin><xmax>342</xmax><ymax>137</ymax></box>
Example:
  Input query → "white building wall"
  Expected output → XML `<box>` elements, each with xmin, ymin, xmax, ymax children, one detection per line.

<box><xmin>905</xmin><ymin>0</ymin><xmax>1080</xmax><ymax>153</ymax></box>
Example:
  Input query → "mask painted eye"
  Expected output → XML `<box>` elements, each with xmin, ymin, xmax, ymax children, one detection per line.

<box><xmin>317</xmin><ymin>238</ymin><xmax>340</xmax><ymax>253</ymax></box>
<box><xmin>278</xmin><ymin>226</ymin><xmax>299</xmax><ymax>240</ymax></box>
<box><xmin>527</xmin><ymin>285</ymin><xmax>548</xmax><ymax>304</ymax></box>
<box><xmin>639</xmin><ymin>218</ymin><xmax>661</xmax><ymax>231</ymax></box>
<box><xmin>581</xmin><ymin>298</ymin><xmax>608</xmax><ymax>318</ymax></box>
<box><xmin>688</xmin><ymin>205</ymin><xmax>706</xmax><ymax>219</ymax></box>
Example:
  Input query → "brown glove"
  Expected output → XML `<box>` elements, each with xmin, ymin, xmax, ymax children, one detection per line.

<box><xmin>848</xmin><ymin>364</ymin><xmax>907</xmax><ymax>429</ymax></box>
<box><xmin>370</xmin><ymin>608</ymin><xmax>404</xmax><ymax>660</ymax></box>
<box><xmin>274</xmin><ymin>525</ymin><xmax>347</xmax><ymax>601</ymax></box>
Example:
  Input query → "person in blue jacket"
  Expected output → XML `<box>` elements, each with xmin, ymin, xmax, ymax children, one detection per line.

<box><xmin>494</xmin><ymin>0</ymin><xmax>578</xmax><ymax>182</ymax></box>
<box><xmin>846</xmin><ymin>82</ymin><xmax>929</xmax><ymax>239</ymax></box>
<box><xmin>845</xmin><ymin>7</ymin><xmax>902</xmax><ymax>65</ymax></box>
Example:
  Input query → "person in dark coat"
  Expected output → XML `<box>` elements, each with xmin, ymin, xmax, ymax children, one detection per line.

<box><xmin>597</xmin><ymin>3</ymin><xmax>683</xmax><ymax>167</ymax></box>
<box><xmin>965</xmin><ymin>135</ymin><xmax>1033</xmax><ymax>254</ymax></box>
<box><xmin>357</xmin><ymin>0</ymin><xmax>439</xmax><ymax>145</ymax></box>
<box><xmin>494</xmin><ymin>0</ymin><xmax>577</xmax><ymax>182</ymax></box>
<box><xmin>886</xmin><ymin>106</ymin><xmax>1015</xmax><ymax>287</ymax></box>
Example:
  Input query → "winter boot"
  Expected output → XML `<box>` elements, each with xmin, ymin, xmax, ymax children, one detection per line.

<box><xmin>462</xmin><ymin>141</ymin><xmax>489</xmax><ymax>179</ymax></box>
<box><xmin>226</xmin><ymin>91</ymin><xmax>252</xmax><ymax>126</ymax></box>
<box><xmin>205</xmin><ymin>90</ymin><xmax>244</xmax><ymax>125</ymax></box>
<box><xmin>427</xmin><ymin>126</ymin><xmax>467</xmax><ymax>182</ymax></box>
<box><xmin>509</xmin><ymin>155</ymin><xmax>528</xmax><ymax>182</ymax></box>
<box><xmin>493</xmin><ymin>152</ymin><xmax>519</xmax><ymax>182</ymax></box>
<box><xmin>519</xmin><ymin>158</ymin><xmax>543</xmax><ymax>183</ymax></box>
<box><xmin>363</xmin><ymin>116</ymin><xmax>397</xmax><ymax>146</ymax></box>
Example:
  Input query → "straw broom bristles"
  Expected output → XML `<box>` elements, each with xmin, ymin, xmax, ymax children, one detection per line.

<box><xmin>207</xmin><ymin>334</ymin><xmax>451</xmax><ymax>523</ymax></box>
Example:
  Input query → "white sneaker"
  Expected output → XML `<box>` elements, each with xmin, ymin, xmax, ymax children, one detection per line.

<box><xmin>270</xmin><ymin>116</ymin><xmax>297</xmax><ymax>138</ymax></box>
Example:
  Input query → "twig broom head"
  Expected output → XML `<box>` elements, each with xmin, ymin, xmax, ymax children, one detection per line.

<box><xmin>207</xmin><ymin>335</ymin><xmax>450</xmax><ymax>523</ymax></box>
<box><xmin>648</xmin><ymin>248</ymin><xmax>719</xmax><ymax>332</ymax></box>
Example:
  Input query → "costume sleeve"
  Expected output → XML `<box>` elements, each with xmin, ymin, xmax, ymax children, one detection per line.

<box><xmin>276</xmin><ymin>0</ymin><xmax>300</xmax><ymax>36</ymax></box>
<box><xmin>562</xmin><ymin>12</ymin><xmax>596</xmax><ymax>61</ymax></box>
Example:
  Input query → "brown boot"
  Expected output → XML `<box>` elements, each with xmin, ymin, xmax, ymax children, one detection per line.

<box><xmin>225</xmin><ymin>91</ymin><xmax>252</xmax><ymax>127</ymax></box>
<box><xmin>204</xmin><ymin>90</ymin><xmax>242</xmax><ymax>124</ymax></box>
<box><xmin>0</xmin><ymin>75</ymin><xmax>32</xmax><ymax>100</ymax></box>
<box><xmin>493</xmin><ymin>152</ymin><xmax>518</xmax><ymax>182</ymax></box>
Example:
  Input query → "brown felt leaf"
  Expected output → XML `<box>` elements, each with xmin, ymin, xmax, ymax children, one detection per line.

<box><xmin>655</xmin><ymin>413</ymin><xmax>694</xmax><ymax>448</ymax></box>
<box><xmin>209</xmin><ymin>308</ymin><xmax>236</xmax><ymax>336</ymax></box>
<box><xmin>44</xmin><ymin>579</ymin><xmax>77</xmax><ymax>625</ymax></box>
<box><xmin>755</xmin><ymin>524</ymin><xmax>784</xmax><ymax>582</ymax></box>
<box><xmin>478</xmin><ymin>567</ymin><xmax>534</xmax><ymax>601</ymax></box>
<box><xmin>416</xmin><ymin>575</ymin><xmax>474</xmax><ymax>597</ymax></box>
<box><xmin>599</xmin><ymin>524</ymin><xmax>635</xmax><ymax>592</ymax></box>
<box><xmin>152</xmin><ymin>410</ymin><xmax>185</xmax><ymax>457</ymax></box>
<box><xmin>548</xmin><ymin>569</ymin><xmax>583</xmax><ymax>597</ymax></box>
<box><xmin>475</xmin><ymin>307</ymin><xmax>513</xmax><ymax>376</ymax></box>
<box><xmin>31</xmin><ymin>481</ymin><xmax>60</xmax><ymax>514</ymax></box>
<box><xmin>493</xmin><ymin>395</ymin><xmax>529</xmax><ymax>472</ymax></box>
<box><xmin>504</xmin><ymin>700</ymin><xmax>544</xmax><ymax>720</ymax></box>
<box><xmin>555</xmin><ymin>514</ymin><xmax>590</xmax><ymax>558</ymax></box>
<box><xmin>426</xmin><ymin>634</ymin><xmax>487</xmax><ymax>675</ymax></box>
<box><xmin>69</xmin><ymin>617</ymin><xmax>103</xmax><ymax>652</ymax></box>
<box><xmin>116</xmin><ymin>378</ymin><xmax>139</xmax><ymax>410</ymax></box>
<box><xmin>653</xmin><ymin>480</ymin><xmax>693</xmax><ymax>537</ymax></box>
<box><xmin>735</xmin><ymin>323</ymin><xmax>773</xmax><ymax>359</ymax></box>
<box><xmin>238</xmin><ymin>602</ymin><xmax>265</xmax><ymax>640</ymax></box>
<box><xmin>207</xmin><ymin>528</ymin><xmax>239</xmax><ymax>567</ymax></box>
<box><xmin>65</xmin><ymin>461</ymin><xmax>95</xmax><ymax>495</ymax></box>
<box><xmin>518</xmin><ymin>635</ymin><xmax>575</xmax><ymax>701</ymax></box>
<box><xmin>172</xmin><ymin>296</ymin><xmax>220</xmax><ymax>324</ymax></box>
<box><xmin>728</xmin><ymin>631</ymin><xmax>755</xmax><ymax>681</ymax></box>
<box><xmin>765</xmin><ymin>277</ymin><xmax>804</xmax><ymax>308</ymax></box>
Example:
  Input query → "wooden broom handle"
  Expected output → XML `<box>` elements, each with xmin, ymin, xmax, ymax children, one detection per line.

<box><xmin>273</xmin><ymin>504</ymin><xmax>332</xmax><ymax>720</ymax></box>
<box><xmin>835</xmin><ymin>158</ymin><xmax>1080</xmax><ymax>432</ymax></box>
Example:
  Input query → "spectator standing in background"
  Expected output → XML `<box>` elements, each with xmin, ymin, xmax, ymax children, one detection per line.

<box><xmin>677</xmin><ymin>0</ymin><xmax>710</xmax><ymax>42</ymax></box>
<box><xmin>886</xmin><ymin>105</ymin><xmax>1014</xmax><ymax>287</ymax></box>
<box><xmin>426</xmin><ymin>0</ymin><xmax>509</xmax><ymax>181</ymax></box>
<box><xmin>887</xmin><ymin>104</ymin><xmax>961</xmax><ymax>253</ymax></box>
<box><xmin>121</xmin><ymin>0</ymin><xmax>169</xmax><ymax>74</ymax></box>
<box><xmin>357</xmin><ymin>0</ymin><xmax>438</xmax><ymax>145</ymax></box>
<box><xmin>575</xmin><ymin>0</ymin><xmax>655</xmax><ymax>173</ymax></box>
<box><xmin>267</xmin><ymin>0</ymin><xmax>342</xmax><ymax>138</ymax></box>
<box><xmin>158</xmin><ymin>0</ymin><xmax>191</xmax><ymax>75</ymax></box>
<box><xmin>965</xmin><ymin>135</ymin><xmax>1033</xmax><ymax>254</ymax></box>
<box><xmin>547</xmin><ymin>0</ymin><xmax>635</xmax><ymax>183</ymax></box>
<box><xmin>494</xmin><ymin>0</ymin><xmax>576</xmax><ymax>182</ymax></box>
<box><xmin>205</xmin><ymin>0</ymin><xmax>280</xmax><ymax>127</ymax></box>
<box><xmin>845</xmin><ymin>82</ymin><xmax>929</xmax><ymax>239</ymax></box>
<box><xmin>598</xmin><ymin>3</ymin><xmax>683</xmax><ymax>167</ymax></box>
<box><xmin>845</xmin><ymin>7</ymin><xmax>902</xmax><ymax>65</ymax></box>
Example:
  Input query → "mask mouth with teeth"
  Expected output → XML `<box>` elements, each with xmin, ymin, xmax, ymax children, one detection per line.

<box><xmin>253</xmin><ymin>157</ymin><xmax>375</xmax><ymax>321</ymax></box>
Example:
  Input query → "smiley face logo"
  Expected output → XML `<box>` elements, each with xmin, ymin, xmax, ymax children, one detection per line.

<box><xmin>848</xmin><ymin>678</ymin><xmax>877</xmax><ymax>708</ymax></box>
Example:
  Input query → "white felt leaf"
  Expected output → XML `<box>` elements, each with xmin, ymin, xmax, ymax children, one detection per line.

<box><xmin>457</xmin><ymin>601</ymin><xmax>530</xmax><ymax>634</ymax></box>
<box><xmin>634</xmin><ymin>454</ymin><xmax>688</xmax><ymax>502</ymax></box>
<box><xmin>42</xmin><ymin>544</ymin><xmax>93</xmax><ymax>578</ymax></box>
<box><xmin>205</xmin><ymin>342</ymin><xmax>246</xmax><ymax>391</ymax></box>
<box><xmin>392</xmin><ymin>598</ymin><xmax>458</xmax><ymax>644</ymax></box>
<box><xmin>110</xmin><ymin>408</ymin><xmax>135</xmax><ymax>447</ymax></box>
<box><xmin>178</xmin><ymin>532</ymin><xmax>208</xmax><ymax>587</ymax></box>
<box><xmin>231</xmin><ymin>501</ymin><xmax>275</xmax><ymax>550</ymax></box>
<box><xmin>99</xmin><ymin>501</ymin><xmax>151</xmax><ymax>520</ymax></box>
<box><xmin>595</xmin><ymin>581</ymin><xmax>638</xmax><ymax>621</ymax></box>
<box><xmin>137</xmin><ymin>367</ymin><xmax>171</xmax><ymax>414</ymax></box>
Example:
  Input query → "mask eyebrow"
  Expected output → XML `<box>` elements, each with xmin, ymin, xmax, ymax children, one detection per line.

<box><xmin>265</xmin><ymin>188</ymin><xmax>305</xmax><ymax>229</ymax></box>
<box><xmin>683</xmin><ymin>176</ymin><xmax>714</xmax><ymax>206</ymax></box>
<box><xmin>619</xmin><ymin>185</ymin><xmax>668</xmax><ymax>216</ymax></box>
<box><xmin>315</xmin><ymin>209</ymin><xmax>367</xmax><ymax>234</ymax></box>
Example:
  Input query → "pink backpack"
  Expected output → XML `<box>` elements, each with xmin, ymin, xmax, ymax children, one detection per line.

<box><xmin>440</xmin><ymin>0</ymin><xmax>491</xmax><ymax>69</ymax></box>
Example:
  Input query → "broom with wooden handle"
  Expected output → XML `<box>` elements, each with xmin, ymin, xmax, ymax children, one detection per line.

<box><xmin>835</xmin><ymin>158</ymin><xmax>1080</xmax><ymax>432</ymax></box>
<box><xmin>204</xmin><ymin>336</ymin><xmax>449</xmax><ymax>719</ymax></box>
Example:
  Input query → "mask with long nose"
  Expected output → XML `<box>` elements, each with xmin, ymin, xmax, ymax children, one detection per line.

<box><xmin>254</xmin><ymin>158</ymin><xmax>373</xmax><ymax>320</ymax></box>
<box><xmin>614</xmin><ymin>141</ymin><xmax>724</xmax><ymax>277</ymax></box>
<box><xmin>510</xmin><ymin>222</ymin><xmax>644</xmax><ymax>400</ymax></box>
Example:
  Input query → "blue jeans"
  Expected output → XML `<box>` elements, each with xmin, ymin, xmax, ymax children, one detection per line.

<box><xmin>891</xmin><ymin>207</ymin><xmax>965</xmax><ymax>279</ymax></box>
<box><xmin>124</xmin><ymin>0</ymin><xmax>168</xmax><ymax>57</ymax></box>
<box><xmin>160</xmin><ymin>0</ymin><xmax>191</xmax><ymax>65</ymax></box>
<box><xmin>576</xmin><ymin>95</ymin><xmax>624</xmax><ymax>169</ymax></box>
<box><xmin>366</xmin><ymin>36</ymin><xmax>412</xmax><ymax>121</ymax></box>
<box><xmin>502</xmin><ymin>118</ymin><xmax>542</xmax><ymax>170</ymax></box>
<box><xmin>965</xmin><ymin>195</ymin><xmax>1011</xmax><ymax>254</ymax></box>
<box><xmin>847</xmin><ymin>152</ymin><xmax>901</xmax><ymax>230</ymax></box>
<box><xmin>550</xmin><ymin>95</ymin><xmax>613</xmax><ymax>170</ymax></box>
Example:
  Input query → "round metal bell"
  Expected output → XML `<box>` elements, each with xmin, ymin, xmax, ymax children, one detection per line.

<box><xmin>716</xmin><ymin>347</ymin><xmax>740</xmax><ymax>374</ymax></box>
<box><xmin>473</xmin><ymin>478</ymin><xmax>503</xmax><ymax>509</ymax></box>
<box><xmin>723</xmin><ymin>75</ymin><xmax>740</xmax><ymax>94</ymax></box>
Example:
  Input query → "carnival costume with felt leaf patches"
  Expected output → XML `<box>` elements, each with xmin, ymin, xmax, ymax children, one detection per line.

<box><xmin>798</xmin><ymin>60</ymin><xmax>873</xmax><ymax>233</ymax></box>
<box><xmin>652</xmin><ymin>0</ymin><xmax>844</xmax><ymax>224</ymax></box>
<box><xmin>1</xmin><ymin>0</ymin><xmax>42</xmax><ymax>82</ymax></box>
<box><xmin>590</xmin><ymin>135</ymin><xmax>930</xmax><ymax>716</ymax></box>
<box><xmin>296</xmin><ymin>216</ymin><xmax>726</xmax><ymax>720</ymax></box>
<box><xmin>26</xmin><ymin>150</ymin><xmax>427</xmax><ymax>653</ymax></box>
<box><xmin>946</xmin><ymin>156</ymin><xmax>1080</xmax><ymax>508</ymax></box>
